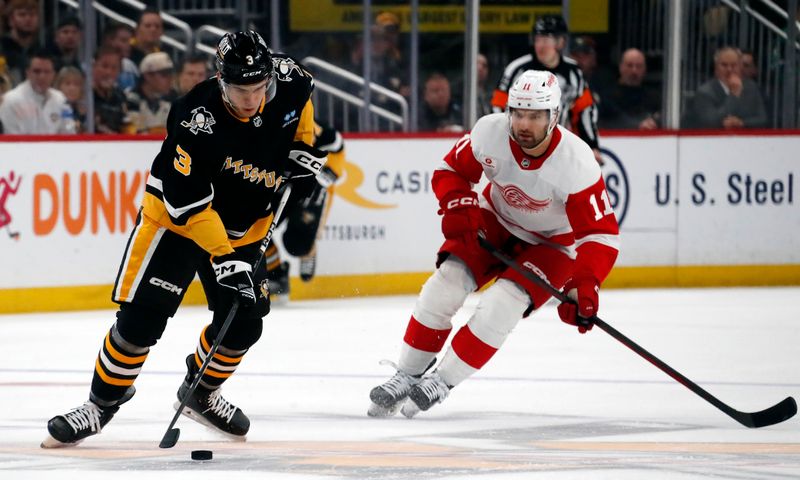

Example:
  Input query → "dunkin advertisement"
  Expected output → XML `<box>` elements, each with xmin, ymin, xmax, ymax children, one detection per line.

<box><xmin>0</xmin><ymin>140</ymin><xmax>156</xmax><ymax>289</ymax></box>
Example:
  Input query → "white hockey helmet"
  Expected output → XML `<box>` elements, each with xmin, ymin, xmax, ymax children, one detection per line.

<box><xmin>507</xmin><ymin>70</ymin><xmax>562</xmax><ymax>137</ymax></box>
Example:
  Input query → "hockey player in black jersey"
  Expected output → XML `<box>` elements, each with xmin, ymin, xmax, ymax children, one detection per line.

<box><xmin>491</xmin><ymin>14</ymin><xmax>603</xmax><ymax>164</ymax></box>
<box><xmin>42</xmin><ymin>31</ymin><xmax>327</xmax><ymax>448</ymax></box>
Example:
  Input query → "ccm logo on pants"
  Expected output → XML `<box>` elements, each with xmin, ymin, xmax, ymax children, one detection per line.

<box><xmin>149</xmin><ymin>277</ymin><xmax>184</xmax><ymax>295</ymax></box>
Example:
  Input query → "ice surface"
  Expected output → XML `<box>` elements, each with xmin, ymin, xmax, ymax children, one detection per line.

<box><xmin>1</xmin><ymin>287</ymin><xmax>798</xmax><ymax>479</ymax></box>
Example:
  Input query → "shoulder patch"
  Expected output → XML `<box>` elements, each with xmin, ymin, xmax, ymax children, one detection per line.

<box><xmin>180</xmin><ymin>106</ymin><xmax>216</xmax><ymax>135</ymax></box>
<box><xmin>273</xmin><ymin>57</ymin><xmax>306</xmax><ymax>82</ymax></box>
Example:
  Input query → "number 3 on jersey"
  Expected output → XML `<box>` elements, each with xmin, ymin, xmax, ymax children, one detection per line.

<box><xmin>174</xmin><ymin>144</ymin><xmax>192</xmax><ymax>176</ymax></box>
<box><xmin>589</xmin><ymin>190</ymin><xmax>613</xmax><ymax>221</ymax></box>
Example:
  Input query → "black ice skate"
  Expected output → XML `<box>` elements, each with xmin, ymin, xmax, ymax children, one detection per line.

<box><xmin>299</xmin><ymin>253</ymin><xmax>316</xmax><ymax>282</ymax></box>
<box><xmin>368</xmin><ymin>359</ymin><xmax>434</xmax><ymax>417</ymax></box>
<box><xmin>267</xmin><ymin>260</ymin><xmax>290</xmax><ymax>304</ymax></box>
<box><xmin>41</xmin><ymin>386</ymin><xmax>136</xmax><ymax>448</ymax></box>
<box><xmin>175</xmin><ymin>355</ymin><xmax>250</xmax><ymax>438</ymax></box>
<box><xmin>401</xmin><ymin>371</ymin><xmax>451</xmax><ymax>418</ymax></box>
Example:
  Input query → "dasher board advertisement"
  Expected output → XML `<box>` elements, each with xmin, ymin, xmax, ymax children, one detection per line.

<box><xmin>0</xmin><ymin>132</ymin><xmax>797</xmax><ymax>301</ymax></box>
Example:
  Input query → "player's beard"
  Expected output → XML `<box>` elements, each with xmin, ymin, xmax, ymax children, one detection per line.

<box><xmin>513</xmin><ymin>125</ymin><xmax>547</xmax><ymax>150</ymax></box>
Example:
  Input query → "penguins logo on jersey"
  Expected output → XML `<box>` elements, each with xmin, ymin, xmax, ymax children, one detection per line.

<box><xmin>273</xmin><ymin>57</ymin><xmax>305</xmax><ymax>82</ymax></box>
<box><xmin>180</xmin><ymin>106</ymin><xmax>216</xmax><ymax>135</ymax></box>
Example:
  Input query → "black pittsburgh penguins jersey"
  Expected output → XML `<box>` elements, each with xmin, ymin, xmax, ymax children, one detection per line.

<box><xmin>142</xmin><ymin>53</ymin><xmax>317</xmax><ymax>257</ymax></box>
<box><xmin>492</xmin><ymin>53</ymin><xmax>599</xmax><ymax>150</ymax></box>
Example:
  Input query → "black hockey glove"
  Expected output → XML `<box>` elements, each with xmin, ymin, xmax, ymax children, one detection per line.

<box><xmin>212</xmin><ymin>253</ymin><xmax>256</xmax><ymax>306</ymax></box>
<box><xmin>288</xmin><ymin>141</ymin><xmax>328</xmax><ymax>178</ymax></box>
<box><xmin>286</xmin><ymin>142</ymin><xmax>329</xmax><ymax>201</ymax></box>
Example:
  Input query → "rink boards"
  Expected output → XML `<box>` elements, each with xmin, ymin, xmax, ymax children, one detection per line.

<box><xmin>0</xmin><ymin>131</ymin><xmax>798</xmax><ymax>312</ymax></box>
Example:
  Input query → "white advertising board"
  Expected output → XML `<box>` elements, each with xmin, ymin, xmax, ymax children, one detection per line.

<box><xmin>676</xmin><ymin>136</ymin><xmax>799</xmax><ymax>265</ymax></box>
<box><xmin>597</xmin><ymin>136</ymin><xmax>678</xmax><ymax>266</ymax></box>
<box><xmin>0</xmin><ymin>140</ymin><xmax>157</xmax><ymax>289</ymax></box>
<box><xmin>310</xmin><ymin>137</ymin><xmax>445</xmax><ymax>276</ymax></box>
<box><xmin>0</xmin><ymin>133</ymin><xmax>797</xmax><ymax>296</ymax></box>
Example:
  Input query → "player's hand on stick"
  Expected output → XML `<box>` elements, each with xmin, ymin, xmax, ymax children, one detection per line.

<box><xmin>557</xmin><ymin>275</ymin><xmax>599</xmax><ymax>333</ymax></box>
<box><xmin>439</xmin><ymin>191</ymin><xmax>484</xmax><ymax>247</ymax></box>
<box><xmin>212</xmin><ymin>253</ymin><xmax>256</xmax><ymax>306</ymax></box>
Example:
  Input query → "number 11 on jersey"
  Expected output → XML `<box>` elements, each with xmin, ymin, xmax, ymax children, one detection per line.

<box><xmin>589</xmin><ymin>190</ymin><xmax>613</xmax><ymax>221</ymax></box>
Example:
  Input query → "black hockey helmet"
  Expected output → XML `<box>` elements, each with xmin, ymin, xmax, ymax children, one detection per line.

<box><xmin>532</xmin><ymin>14</ymin><xmax>568</xmax><ymax>37</ymax></box>
<box><xmin>215</xmin><ymin>30</ymin><xmax>273</xmax><ymax>85</ymax></box>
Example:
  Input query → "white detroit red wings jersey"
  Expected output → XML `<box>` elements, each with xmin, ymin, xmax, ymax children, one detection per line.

<box><xmin>435</xmin><ymin>113</ymin><xmax>620</xmax><ymax>283</ymax></box>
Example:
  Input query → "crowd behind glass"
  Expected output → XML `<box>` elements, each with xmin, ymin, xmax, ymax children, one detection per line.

<box><xmin>0</xmin><ymin>0</ymin><xmax>792</xmax><ymax>135</ymax></box>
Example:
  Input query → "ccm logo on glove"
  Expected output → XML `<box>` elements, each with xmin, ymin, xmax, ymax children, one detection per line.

<box><xmin>212</xmin><ymin>254</ymin><xmax>256</xmax><ymax>306</ymax></box>
<box><xmin>445</xmin><ymin>196</ymin><xmax>479</xmax><ymax>210</ymax></box>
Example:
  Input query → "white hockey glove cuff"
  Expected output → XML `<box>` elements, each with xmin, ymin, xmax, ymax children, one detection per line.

<box><xmin>212</xmin><ymin>255</ymin><xmax>256</xmax><ymax>305</ymax></box>
<box><xmin>288</xmin><ymin>142</ymin><xmax>328</xmax><ymax>178</ymax></box>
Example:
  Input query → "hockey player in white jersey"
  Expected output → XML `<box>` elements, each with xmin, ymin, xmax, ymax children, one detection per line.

<box><xmin>368</xmin><ymin>70</ymin><xmax>620</xmax><ymax>418</ymax></box>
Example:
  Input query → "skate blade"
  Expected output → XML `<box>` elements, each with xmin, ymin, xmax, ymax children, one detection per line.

<box><xmin>400</xmin><ymin>401</ymin><xmax>421</xmax><ymax>419</ymax></box>
<box><xmin>367</xmin><ymin>401</ymin><xmax>402</xmax><ymax>418</ymax></box>
<box><xmin>173</xmin><ymin>401</ymin><xmax>247</xmax><ymax>442</ymax></box>
<box><xmin>40</xmin><ymin>434</ymin><xmax>83</xmax><ymax>449</ymax></box>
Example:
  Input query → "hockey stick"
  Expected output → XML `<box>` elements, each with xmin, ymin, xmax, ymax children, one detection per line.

<box><xmin>159</xmin><ymin>184</ymin><xmax>293</xmax><ymax>448</ymax></box>
<box><xmin>478</xmin><ymin>236</ymin><xmax>797</xmax><ymax>428</ymax></box>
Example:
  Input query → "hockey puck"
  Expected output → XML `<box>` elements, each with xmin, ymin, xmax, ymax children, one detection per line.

<box><xmin>191</xmin><ymin>450</ymin><xmax>213</xmax><ymax>461</ymax></box>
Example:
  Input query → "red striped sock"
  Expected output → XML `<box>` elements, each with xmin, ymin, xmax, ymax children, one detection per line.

<box><xmin>403</xmin><ymin>316</ymin><xmax>452</xmax><ymax>353</ymax></box>
<box><xmin>451</xmin><ymin>325</ymin><xmax>498</xmax><ymax>369</ymax></box>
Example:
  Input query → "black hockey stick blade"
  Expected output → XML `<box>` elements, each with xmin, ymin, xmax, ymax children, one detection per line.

<box><xmin>159</xmin><ymin>428</ymin><xmax>180</xmax><ymax>449</ymax></box>
<box><xmin>735</xmin><ymin>396</ymin><xmax>797</xmax><ymax>428</ymax></box>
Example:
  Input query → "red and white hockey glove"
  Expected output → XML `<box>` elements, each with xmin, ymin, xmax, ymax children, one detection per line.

<box><xmin>438</xmin><ymin>191</ymin><xmax>484</xmax><ymax>244</ymax></box>
<box><xmin>557</xmin><ymin>276</ymin><xmax>599</xmax><ymax>334</ymax></box>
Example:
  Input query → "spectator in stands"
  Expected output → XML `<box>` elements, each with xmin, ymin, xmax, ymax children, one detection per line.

<box><xmin>175</xmin><ymin>54</ymin><xmax>209</xmax><ymax>96</ymax></box>
<box><xmin>492</xmin><ymin>15</ymin><xmax>602</xmax><ymax>164</ymax></box>
<box><xmin>740</xmin><ymin>49</ymin><xmax>773</xmax><ymax>123</ymax></box>
<box><xmin>599</xmin><ymin>48</ymin><xmax>661</xmax><ymax>130</ymax></box>
<box><xmin>0</xmin><ymin>51</ymin><xmax>75</xmax><ymax>134</ymax></box>
<box><xmin>101</xmin><ymin>23</ymin><xmax>138</xmax><ymax>91</ymax></box>
<box><xmin>570</xmin><ymin>35</ymin><xmax>615</xmax><ymax>105</ymax></box>
<box><xmin>1</xmin><ymin>0</ymin><xmax>41</xmax><ymax>86</ymax></box>
<box><xmin>419</xmin><ymin>72</ymin><xmax>463</xmax><ymax>132</ymax></box>
<box><xmin>126</xmin><ymin>52</ymin><xmax>174</xmax><ymax>135</ymax></box>
<box><xmin>689</xmin><ymin>46</ymin><xmax>767</xmax><ymax>129</ymax></box>
<box><xmin>55</xmin><ymin>66</ymin><xmax>86</xmax><ymax>133</ymax></box>
<box><xmin>0</xmin><ymin>57</ymin><xmax>12</xmax><ymax>101</ymax></box>
<box><xmin>741</xmin><ymin>50</ymin><xmax>758</xmax><ymax>81</ymax></box>
<box><xmin>92</xmin><ymin>46</ymin><xmax>133</xmax><ymax>134</ymax></box>
<box><xmin>47</xmin><ymin>16</ymin><xmax>82</xmax><ymax>72</ymax></box>
<box><xmin>476</xmin><ymin>53</ymin><xmax>492</xmax><ymax>118</ymax></box>
<box><xmin>129</xmin><ymin>7</ymin><xmax>164</xmax><ymax>67</ymax></box>
<box><xmin>349</xmin><ymin>11</ymin><xmax>409</xmax><ymax>99</ymax></box>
